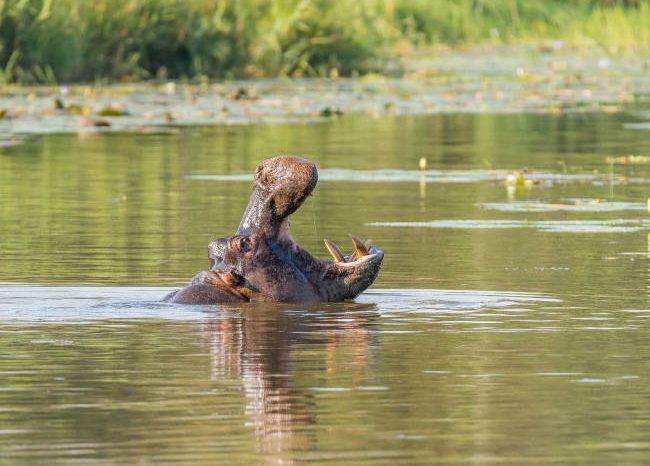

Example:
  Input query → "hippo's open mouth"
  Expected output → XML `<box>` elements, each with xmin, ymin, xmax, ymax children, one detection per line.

<box><xmin>166</xmin><ymin>156</ymin><xmax>384</xmax><ymax>304</ymax></box>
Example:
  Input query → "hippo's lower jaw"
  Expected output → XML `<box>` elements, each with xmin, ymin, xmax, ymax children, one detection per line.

<box><xmin>289</xmin><ymin>237</ymin><xmax>384</xmax><ymax>302</ymax></box>
<box><xmin>166</xmin><ymin>155</ymin><xmax>383</xmax><ymax>305</ymax></box>
<box><xmin>316</xmin><ymin>245</ymin><xmax>384</xmax><ymax>302</ymax></box>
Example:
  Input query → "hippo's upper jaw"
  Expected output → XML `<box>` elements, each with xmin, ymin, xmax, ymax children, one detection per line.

<box><xmin>238</xmin><ymin>156</ymin><xmax>318</xmax><ymax>236</ymax></box>
<box><xmin>206</xmin><ymin>156</ymin><xmax>318</xmax><ymax>270</ymax></box>
<box><xmin>166</xmin><ymin>156</ymin><xmax>383</xmax><ymax>304</ymax></box>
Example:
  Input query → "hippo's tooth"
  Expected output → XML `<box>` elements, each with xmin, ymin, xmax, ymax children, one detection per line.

<box><xmin>324</xmin><ymin>239</ymin><xmax>345</xmax><ymax>262</ymax></box>
<box><xmin>350</xmin><ymin>235</ymin><xmax>370</xmax><ymax>258</ymax></box>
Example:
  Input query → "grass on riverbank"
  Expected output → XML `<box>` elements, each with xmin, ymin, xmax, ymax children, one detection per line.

<box><xmin>1</xmin><ymin>0</ymin><xmax>649</xmax><ymax>84</ymax></box>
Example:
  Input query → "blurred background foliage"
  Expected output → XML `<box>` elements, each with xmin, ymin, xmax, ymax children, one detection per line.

<box><xmin>0</xmin><ymin>0</ymin><xmax>648</xmax><ymax>84</ymax></box>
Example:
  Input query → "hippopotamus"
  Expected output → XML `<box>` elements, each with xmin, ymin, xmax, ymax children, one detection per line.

<box><xmin>165</xmin><ymin>156</ymin><xmax>384</xmax><ymax>304</ymax></box>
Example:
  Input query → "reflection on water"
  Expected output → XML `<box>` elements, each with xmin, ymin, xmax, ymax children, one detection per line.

<box><xmin>204</xmin><ymin>303</ymin><xmax>377</xmax><ymax>458</ymax></box>
<box><xmin>0</xmin><ymin>288</ymin><xmax>382</xmax><ymax>464</ymax></box>
<box><xmin>2</xmin><ymin>111</ymin><xmax>650</xmax><ymax>464</ymax></box>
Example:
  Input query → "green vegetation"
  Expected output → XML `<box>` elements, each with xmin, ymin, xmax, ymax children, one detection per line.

<box><xmin>0</xmin><ymin>0</ymin><xmax>649</xmax><ymax>84</ymax></box>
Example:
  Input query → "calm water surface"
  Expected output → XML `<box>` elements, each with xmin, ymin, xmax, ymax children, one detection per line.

<box><xmin>2</xmin><ymin>112</ymin><xmax>650</xmax><ymax>464</ymax></box>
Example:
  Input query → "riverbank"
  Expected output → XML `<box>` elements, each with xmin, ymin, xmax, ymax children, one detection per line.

<box><xmin>1</xmin><ymin>45</ymin><xmax>649</xmax><ymax>146</ymax></box>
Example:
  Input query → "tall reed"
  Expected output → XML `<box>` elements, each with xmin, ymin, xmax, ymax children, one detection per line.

<box><xmin>0</xmin><ymin>0</ymin><xmax>647</xmax><ymax>84</ymax></box>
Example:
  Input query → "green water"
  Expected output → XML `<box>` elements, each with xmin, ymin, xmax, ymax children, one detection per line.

<box><xmin>2</xmin><ymin>112</ymin><xmax>650</xmax><ymax>464</ymax></box>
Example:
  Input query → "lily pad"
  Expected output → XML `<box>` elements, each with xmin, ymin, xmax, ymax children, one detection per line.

<box><xmin>320</xmin><ymin>107</ymin><xmax>344</xmax><ymax>117</ymax></box>
<box><xmin>96</xmin><ymin>106</ymin><xmax>130</xmax><ymax>117</ymax></box>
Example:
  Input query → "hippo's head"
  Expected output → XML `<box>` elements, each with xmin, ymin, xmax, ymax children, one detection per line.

<box><xmin>167</xmin><ymin>156</ymin><xmax>383</xmax><ymax>304</ymax></box>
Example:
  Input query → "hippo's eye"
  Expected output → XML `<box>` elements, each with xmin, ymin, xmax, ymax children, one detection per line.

<box><xmin>232</xmin><ymin>235</ymin><xmax>251</xmax><ymax>253</ymax></box>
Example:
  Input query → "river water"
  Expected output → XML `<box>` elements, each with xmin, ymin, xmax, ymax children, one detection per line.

<box><xmin>1</xmin><ymin>111</ymin><xmax>650</xmax><ymax>464</ymax></box>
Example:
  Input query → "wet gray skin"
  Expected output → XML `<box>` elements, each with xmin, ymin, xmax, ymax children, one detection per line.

<box><xmin>165</xmin><ymin>156</ymin><xmax>384</xmax><ymax>304</ymax></box>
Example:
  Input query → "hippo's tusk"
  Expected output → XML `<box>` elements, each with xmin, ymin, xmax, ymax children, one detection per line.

<box><xmin>324</xmin><ymin>239</ymin><xmax>345</xmax><ymax>262</ymax></box>
<box><xmin>349</xmin><ymin>235</ymin><xmax>370</xmax><ymax>259</ymax></box>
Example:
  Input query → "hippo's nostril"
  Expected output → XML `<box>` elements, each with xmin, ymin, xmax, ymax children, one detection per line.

<box><xmin>256</xmin><ymin>166</ymin><xmax>272</xmax><ymax>187</ymax></box>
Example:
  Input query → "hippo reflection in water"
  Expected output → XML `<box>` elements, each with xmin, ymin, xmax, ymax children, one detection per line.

<box><xmin>165</xmin><ymin>156</ymin><xmax>384</xmax><ymax>304</ymax></box>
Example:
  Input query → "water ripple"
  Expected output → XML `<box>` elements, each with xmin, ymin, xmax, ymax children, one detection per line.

<box><xmin>0</xmin><ymin>285</ymin><xmax>557</xmax><ymax>323</ymax></box>
<box><xmin>188</xmin><ymin>168</ymin><xmax>604</xmax><ymax>184</ymax></box>
<box><xmin>367</xmin><ymin>219</ymin><xmax>650</xmax><ymax>233</ymax></box>
<box><xmin>480</xmin><ymin>199</ymin><xmax>647</xmax><ymax>213</ymax></box>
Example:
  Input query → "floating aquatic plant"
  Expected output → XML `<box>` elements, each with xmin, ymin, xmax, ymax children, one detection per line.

<box><xmin>605</xmin><ymin>155</ymin><xmax>650</xmax><ymax>165</ymax></box>
<box><xmin>319</xmin><ymin>107</ymin><xmax>343</xmax><ymax>117</ymax></box>
<box><xmin>96</xmin><ymin>106</ymin><xmax>130</xmax><ymax>117</ymax></box>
